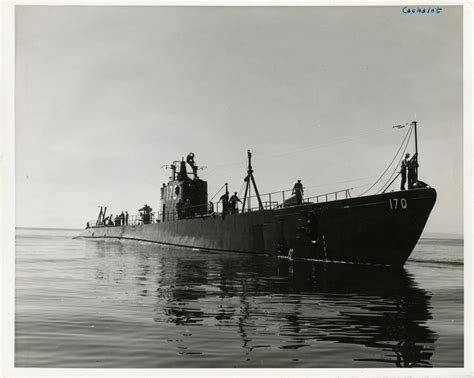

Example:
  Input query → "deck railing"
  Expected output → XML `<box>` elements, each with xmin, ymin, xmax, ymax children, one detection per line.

<box><xmin>86</xmin><ymin>187</ymin><xmax>353</xmax><ymax>228</ymax></box>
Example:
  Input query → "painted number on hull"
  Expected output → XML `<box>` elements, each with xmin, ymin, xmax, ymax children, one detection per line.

<box><xmin>389</xmin><ymin>198</ymin><xmax>407</xmax><ymax>210</ymax></box>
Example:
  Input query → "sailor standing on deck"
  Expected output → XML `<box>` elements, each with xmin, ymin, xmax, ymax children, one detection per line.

<box><xmin>176</xmin><ymin>198</ymin><xmax>184</xmax><ymax>219</ymax></box>
<box><xmin>208</xmin><ymin>201</ymin><xmax>214</xmax><ymax>215</ymax></box>
<box><xmin>400</xmin><ymin>153</ymin><xmax>410</xmax><ymax>190</ymax></box>
<box><xmin>229</xmin><ymin>192</ymin><xmax>242</xmax><ymax>214</ymax></box>
<box><xmin>184</xmin><ymin>199</ymin><xmax>192</xmax><ymax>218</ymax></box>
<box><xmin>220</xmin><ymin>191</ymin><xmax>229</xmax><ymax>215</ymax></box>
<box><xmin>139</xmin><ymin>205</ymin><xmax>152</xmax><ymax>224</ymax></box>
<box><xmin>292</xmin><ymin>180</ymin><xmax>304</xmax><ymax>205</ymax></box>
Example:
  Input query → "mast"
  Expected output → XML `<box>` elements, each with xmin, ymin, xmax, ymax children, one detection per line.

<box><xmin>242</xmin><ymin>150</ymin><xmax>264</xmax><ymax>212</ymax></box>
<box><xmin>248</xmin><ymin>177</ymin><xmax>251</xmax><ymax>211</ymax></box>
<box><xmin>413</xmin><ymin>120</ymin><xmax>418</xmax><ymax>178</ymax></box>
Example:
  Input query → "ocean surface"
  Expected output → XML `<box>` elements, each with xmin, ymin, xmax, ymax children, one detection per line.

<box><xmin>15</xmin><ymin>228</ymin><xmax>464</xmax><ymax>368</ymax></box>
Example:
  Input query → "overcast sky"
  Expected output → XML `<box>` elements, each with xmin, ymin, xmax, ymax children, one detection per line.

<box><xmin>15</xmin><ymin>5</ymin><xmax>463</xmax><ymax>234</ymax></box>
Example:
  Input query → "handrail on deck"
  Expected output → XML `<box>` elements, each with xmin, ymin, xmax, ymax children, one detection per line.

<box><xmin>87</xmin><ymin>186</ymin><xmax>353</xmax><ymax>229</ymax></box>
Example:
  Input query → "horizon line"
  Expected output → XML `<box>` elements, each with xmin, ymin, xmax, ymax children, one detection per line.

<box><xmin>14</xmin><ymin>226</ymin><xmax>464</xmax><ymax>238</ymax></box>
<box><xmin>15</xmin><ymin>226</ymin><xmax>84</xmax><ymax>231</ymax></box>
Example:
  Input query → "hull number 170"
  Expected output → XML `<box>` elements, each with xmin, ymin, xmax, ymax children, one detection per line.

<box><xmin>389</xmin><ymin>197</ymin><xmax>408</xmax><ymax>210</ymax></box>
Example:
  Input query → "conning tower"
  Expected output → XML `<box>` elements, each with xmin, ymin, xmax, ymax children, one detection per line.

<box><xmin>160</xmin><ymin>153</ymin><xmax>208</xmax><ymax>221</ymax></box>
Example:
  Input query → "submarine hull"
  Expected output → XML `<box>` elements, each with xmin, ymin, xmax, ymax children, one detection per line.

<box><xmin>76</xmin><ymin>187</ymin><xmax>436</xmax><ymax>267</ymax></box>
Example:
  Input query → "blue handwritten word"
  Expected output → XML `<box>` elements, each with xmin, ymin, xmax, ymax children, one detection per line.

<box><xmin>402</xmin><ymin>6</ymin><xmax>443</xmax><ymax>14</ymax></box>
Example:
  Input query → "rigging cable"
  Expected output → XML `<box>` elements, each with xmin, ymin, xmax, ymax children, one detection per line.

<box><xmin>379</xmin><ymin>125</ymin><xmax>414</xmax><ymax>194</ymax></box>
<box><xmin>237</xmin><ymin>180</ymin><xmax>246</xmax><ymax>199</ymax></box>
<box><xmin>302</xmin><ymin>174</ymin><xmax>384</xmax><ymax>193</ymax></box>
<box><xmin>358</xmin><ymin>125</ymin><xmax>413</xmax><ymax>197</ymax></box>
<box><xmin>251</xmin><ymin>126</ymin><xmax>396</xmax><ymax>162</ymax></box>
<box><xmin>378</xmin><ymin>126</ymin><xmax>414</xmax><ymax>194</ymax></box>
<box><xmin>209</xmin><ymin>183</ymin><xmax>227</xmax><ymax>202</ymax></box>
<box><xmin>381</xmin><ymin>172</ymin><xmax>401</xmax><ymax>194</ymax></box>
<box><xmin>200</xmin><ymin>125</ymin><xmax>397</xmax><ymax>178</ymax></box>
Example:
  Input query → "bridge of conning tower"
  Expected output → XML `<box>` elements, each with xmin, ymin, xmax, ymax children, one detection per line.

<box><xmin>160</xmin><ymin>153</ymin><xmax>208</xmax><ymax>221</ymax></box>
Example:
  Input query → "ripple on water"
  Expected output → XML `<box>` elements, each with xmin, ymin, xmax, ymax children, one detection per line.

<box><xmin>15</xmin><ymin>229</ymin><xmax>463</xmax><ymax>368</ymax></box>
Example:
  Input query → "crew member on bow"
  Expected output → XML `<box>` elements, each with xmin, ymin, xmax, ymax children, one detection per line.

<box><xmin>400</xmin><ymin>153</ymin><xmax>410</xmax><ymax>190</ymax></box>
<box><xmin>407</xmin><ymin>153</ymin><xmax>419</xmax><ymax>189</ymax></box>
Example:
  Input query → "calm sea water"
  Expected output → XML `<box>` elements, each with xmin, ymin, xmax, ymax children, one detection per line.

<box><xmin>15</xmin><ymin>228</ymin><xmax>463</xmax><ymax>368</ymax></box>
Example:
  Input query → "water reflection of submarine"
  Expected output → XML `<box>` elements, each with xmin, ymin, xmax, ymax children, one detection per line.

<box><xmin>273</xmin><ymin>261</ymin><xmax>437</xmax><ymax>367</ymax></box>
<box><xmin>153</xmin><ymin>255</ymin><xmax>437</xmax><ymax>367</ymax></box>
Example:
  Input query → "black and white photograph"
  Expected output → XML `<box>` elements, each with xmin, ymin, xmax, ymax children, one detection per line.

<box><xmin>2</xmin><ymin>1</ymin><xmax>471</xmax><ymax>374</ymax></box>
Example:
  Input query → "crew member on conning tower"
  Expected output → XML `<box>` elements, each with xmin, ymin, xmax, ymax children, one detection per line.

<box><xmin>186</xmin><ymin>152</ymin><xmax>198</xmax><ymax>178</ymax></box>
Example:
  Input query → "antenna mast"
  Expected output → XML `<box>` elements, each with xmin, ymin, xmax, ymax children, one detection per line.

<box><xmin>413</xmin><ymin>120</ymin><xmax>419</xmax><ymax>177</ymax></box>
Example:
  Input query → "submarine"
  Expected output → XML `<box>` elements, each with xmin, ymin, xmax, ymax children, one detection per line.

<box><xmin>76</xmin><ymin>122</ymin><xmax>436</xmax><ymax>267</ymax></box>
